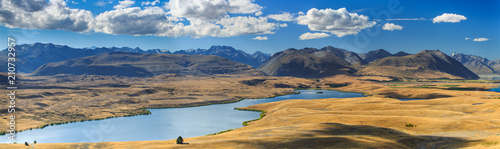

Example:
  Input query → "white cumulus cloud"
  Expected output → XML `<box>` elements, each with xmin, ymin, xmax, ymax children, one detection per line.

<box><xmin>296</xmin><ymin>8</ymin><xmax>376</xmax><ymax>37</ymax></box>
<box><xmin>267</xmin><ymin>12</ymin><xmax>294</xmax><ymax>21</ymax></box>
<box><xmin>433</xmin><ymin>13</ymin><xmax>466</xmax><ymax>23</ymax></box>
<box><xmin>254</xmin><ymin>11</ymin><xmax>263</xmax><ymax>16</ymax></box>
<box><xmin>114</xmin><ymin>0</ymin><xmax>135</xmax><ymax>9</ymax></box>
<box><xmin>253</xmin><ymin>36</ymin><xmax>268</xmax><ymax>40</ymax></box>
<box><xmin>217</xmin><ymin>16</ymin><xmax>278</xmax><ymax>37</ymax></box>
<box><xmin>0</xmin><ymin>0</ymin><xmax>283</xmax><ymax>38</ymax></box>
<box><xmin>165</xmin><ymin>0</ymin><xmax>262</xmax><ymax>21</ymax></box>
<box><xmin>473</xmin><ymin>38</ymin><xmax>489</xmax><ymax>42</ymax></box>
<box><xmin>141</xmin><ymin>0</ymin><xmax>159</xmax><ymax>6</ymax></box>
<box><xmin>94</xmin><ymin>7</ymin><xmax>174</xmax><ymax>36</ymax></box>
<box><xmin>382</xmin><ymin>23</ymin><xmax>403</xmax><ymax>31</ymax></box>
<box><xmin>0</xmin><ymin>0</ymin><xmax>94</xmax><ymax>32</ymax></box>
<box><xmin>299</xmin><ymin>32</ymin><xmax>330</xmax><ymax>40</ymax></box>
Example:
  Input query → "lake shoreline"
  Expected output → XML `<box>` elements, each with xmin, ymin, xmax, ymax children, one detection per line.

<box><xmin>0</xmin><ymin>89</ymin><xmax>302</xmax><ymax>138</ymax></box>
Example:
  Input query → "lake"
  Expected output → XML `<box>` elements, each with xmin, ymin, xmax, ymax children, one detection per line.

<box><xmin>2</xmin><ymin>90</ymin><xmax>363</xmax><ymax>143</ymax></box>
<box><xmin>491</xmin><ymin>87</ymin><xmax>500</xmax><ymax>92</ymax></box>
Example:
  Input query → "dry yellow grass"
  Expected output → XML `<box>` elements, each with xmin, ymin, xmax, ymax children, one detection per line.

<box><xmin>1</xmin><ymin>75</ymin><xmax>500</xmax><ymax>148</ymax></box>
<box><xmin>0</xmin><ymin>75</ymin><xmax>319</xmax><ymax>133</ymax></box>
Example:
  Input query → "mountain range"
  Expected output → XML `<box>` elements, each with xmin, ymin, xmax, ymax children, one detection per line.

<box><xmin>356</xmin><ymin>50</ymin><xmax>479</xmax><ymax>79</ymax></box>
<box><xmin>0</xmin><ymin>42</ymin><xmax>495</xmax><ymax>79</ymax></box>
<box><xmin>258</xmin><ymin>48</ymin><xmax>356</xmax><ymax>78</ymax></box>
<box><xmin>33</xmin><ymin>51</ymin><xmax>264</xmax><ymax>77</ymax></box>
<box><xmin>0</xmin><ymin>43</ymin><xmax>269</xmax><ymax>73</ymax></box>
<box><xmin>172</xmin><ymin>45</ymin><xmax>270</xmax><ymax>68</ymax></box>
<box><xmin>451</xmin><ymin>53</ymin><xmax>500</xmax><ymax>75</ymax></box>
<box><xmin>259</xmin><ymin>47</ymin><xmax>478</xmax><ymax>79</ymax></box>
<box><xmin>359</xmin><ymin>49</ymin><xmax>410</xmax><ymax>63</ymax></box>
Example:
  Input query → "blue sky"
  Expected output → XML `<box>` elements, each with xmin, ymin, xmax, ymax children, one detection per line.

<box><xmin>0</xmin><ymin>0</ymin><xmax>498</xmax><ymax>59</ymax></box>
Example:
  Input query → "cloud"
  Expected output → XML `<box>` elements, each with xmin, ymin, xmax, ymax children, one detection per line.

<box><xmin>0</xmin><ymin>0</ymin><xmax>94</xmax><ymax>32</ymax></box>
<box><xmin>296</xmin><ymin>8</ymin><xmax>376</xmax><ymax>37</ymax></box>
<box><xmin>96</xmin><ymin>1</ymin><xmax>107</xmax><ymax>6</ymax></box>
<box><xmin>473</xmin><ymin>38</ymin><xmax>489</xmax><ymax>42</ymax></box>
<box><xmin>253</xmin><ymin>36</ymin><xmax>268</xmax><ymax>40</ymax></box>
<box><xmin>164</xmin><ymin>0</ymin><xmax>262</xmax><ymax>21</ymax></box>
<box><xmin>217</xmin><ymin>16</ymin><xmax>278</xmax><ymax>37</ymax></box>
<box><xmin>254</xmin><ymin>11</ymin><xmax>263</xmax><ymax>16</ymax></box>
<box><xmin>94</xmin><ymin>7</ymin><xmax>175</xmax><ymax>36</ymax></box>
<box><xmin>114</xmin><ymin>0</ymin><xmax>135</xmax><ymax>9</ymax></box>
<box><xmin>465</xmin><ymin>37</ymin><xmax>470</xmax><ymax>40</ymax></box>
<box><xmin>386</xmin><ymin>17</ymin><xmax>427</xmax><ymax>21</ymax></box>
<box><xmin>433</xmin><ymin>13</ymin><xmax>466</xmax><ymax>23</ymax></box>
<box><xmin>267</xmin><ymin>12</ymin><xmax>293</xmax><ymax>21</ymax></box>
<box><xmin>382</xmin><ymin>23</ymin><xmax>403</xmax><ymax>31</ymax></box>
<box><xmin>0</xmin><ymin>0</ymin><xmax>282</xmax><ymax>38</ymax></box>
<box><xmin>299</xmin><ymin>32</ymin><xmax>330</xmax><ymax>40</ymax></box>
<box><xmin>141</xmin><ymin>0</ymin><xmax>160</xmax><ymax>6</ymax></box>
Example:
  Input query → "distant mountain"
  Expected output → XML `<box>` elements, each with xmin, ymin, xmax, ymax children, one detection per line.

<box><xmin>360</xmin><ymin>49</ymin><xmax>393</xmax><ymax>63</ymax></box>
<box><xmin>258</xmin><ymin>48</ymin><xmax>356</xmax><ymax>78</ymax></box>
<box><xmin>320</xmin><ymin>46</ymin><xmax>368</xmax><ymax>66</ymax></box>
<box><xmin>489</xmin><ymin>59</ymin><xmax>500</xmax><ymax>73</ymax></box>
<box><xmin>451</xmin><ymin>53</ymin><xmax>500</xmax><ymax>75</ymax></box>
<box><xmin>144</xmin><ymin>49</ymin><xmax>172</xmax><ymax>54</ymax></box>
<box><xmin>251</xmin><ymin>51</ymin><xmax>272</xmax><ymax>65</ymax></box>
<box><xmin>173</xmin><ymin>46</ymin><xmax>269</xmax><ymax>68</ymax></box>
<box><xmin>393</xmin><ymin>51</ymin><xmax>410</xmax><ymax>56</ymax></box>
<box><xmin>33</xmin><ymin>52</ymin><xmax>265</xmax><ymax>77</ymax></box>
<box><xmin>451</xmin><ymin>53</ymin><xmax>496</xmax><ymax>75</ymax></box>
<box><xmin>0</xmin><ymin>43</ymin><xmax>172</xmax><ymax>73</ymax></box>
<box><xmin>357</xmin><ymin>50</ymin><xmax>479</xmax><ymax>80</ymax></box>
<box><xmin>0</xmin><ymin>43</ymin><xmax>268</xmax><ymax>73</ymax></box>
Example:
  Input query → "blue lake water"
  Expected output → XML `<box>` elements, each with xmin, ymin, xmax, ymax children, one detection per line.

<box><xmin>2</xmin><ymin>90</ymin><xmax>363</xmax><ymax>143</ymax></box>
<box><xmin>491</xmin><ymin>87</ymin><xmax>500</xmax><ymax>92</ymax></box>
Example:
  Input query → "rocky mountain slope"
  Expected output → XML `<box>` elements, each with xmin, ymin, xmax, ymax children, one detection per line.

<box><xmin>357</xmin><ymin>50</ymin><xmax>479</xmax><ymax>79</ymax></box>
<box><xmin>258</xmin><ymin>48</ymin><xmax>356</xmax><ymax>78</ymax></box>
<box><xmin>173</xmin><ymin>45</ymin><xmax>270</xmax><ymax>68</ymax></box>
<box><xmin>0</xmin><ymin>43</ymin><xmax>269</xmax><ymax>73</ymax></box>
<box><xmin>33</xmin><ymin>52</ymin><xmax>265</xmax><ymax>77</ymax></box>
<box><xmin>451</xmin><ymin>53</ymin><xmax>499</xmax><ymax>75</ymax></box>
<box><xmin>360</xmin><ymin>49</ymin><xmax>393</xmax><ymax>63</ymax></box>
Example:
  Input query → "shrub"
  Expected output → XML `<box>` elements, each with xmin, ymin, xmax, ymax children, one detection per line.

<box><xmin>405</xmin><ymin>123</ymin><xmax>416</xmax><ymax>127</ymax></box>
<box><xmin>176</xmin><ymin>136</ymin><xmax>183</xmax><ymax>144</ymax></box>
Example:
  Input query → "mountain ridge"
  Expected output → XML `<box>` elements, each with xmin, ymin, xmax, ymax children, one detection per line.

<box><xmin>357</xmin><ymin>50</ymin><xmax>479</xmax><ymax>79</ymax></box>
<box><xmin>258</xmin><ymin>47</ymin><xmax>357</xmax><ymax>78</ymax></box>
<box><xmin>0</xmin><ymin>43</ymin><xmax>270</xmax><ymax>73</ymax></box>
<box><xmin>32</xmin><ymin>51</ymin><xmax>265</xmax><ymax>77</ymax></box>
<box><xmin>451</xmin><ymin>53</ymin><xmax>500</xmax><ymax>75</ymax></box>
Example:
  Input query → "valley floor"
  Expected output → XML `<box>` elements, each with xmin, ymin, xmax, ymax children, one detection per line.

<box><xmin>1</xmin><ymin>75</ymin><xmax>500</xmax><ymax>148</ymax></box>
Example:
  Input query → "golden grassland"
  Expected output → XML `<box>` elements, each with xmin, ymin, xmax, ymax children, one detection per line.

<box><xmin>2</xmin><ymin>75</ymin><xmax>500</xmax><ymax>148</ymax></box>
<box><xmin>0</xmin><ymin>74</ymin><xmax>322</xmax><ymax>134</ymax></box>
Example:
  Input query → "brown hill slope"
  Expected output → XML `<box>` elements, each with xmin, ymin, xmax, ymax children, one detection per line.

<box><xmin>356</xmin><ymin>50</ymin><xmax>479</xmax><ymax>79</ymax></box>
<box><xmin>258</xmin><ymin>48</ymin><xmax>356</xmax><ymax>78</ymax></box>
<box><xmin>32</xmin><ymin>51</ymin><xmax>264</xmax><ymax>77</ymax></box>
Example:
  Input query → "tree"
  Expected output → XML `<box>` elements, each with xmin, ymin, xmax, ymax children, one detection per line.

<box><xmin>176</xmin><ymin>136</ymin><xmax>183</xmax><ymax>144</ymax></box>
